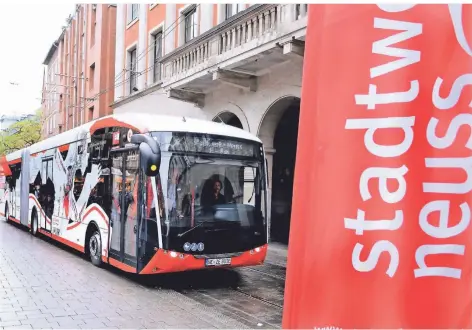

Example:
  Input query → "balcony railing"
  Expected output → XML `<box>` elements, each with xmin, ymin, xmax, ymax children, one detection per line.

<box><xmin>159</xmin><ymin>4</ymin><xmax>308</xmax><ymax>86</ymax></box>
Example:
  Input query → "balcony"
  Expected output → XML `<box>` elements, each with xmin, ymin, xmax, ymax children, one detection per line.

<box><xmin>158</xmin><ymin>4</ymin><xmax>308</xmax><ymax>107</ymax></box>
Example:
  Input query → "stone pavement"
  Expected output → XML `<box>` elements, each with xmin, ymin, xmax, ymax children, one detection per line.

<box><xmin>0</xmin><ymin>219</ymin><xmax>255</xmax><ymax>329</ymax></box>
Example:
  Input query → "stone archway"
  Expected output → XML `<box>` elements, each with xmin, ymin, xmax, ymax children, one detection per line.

<box><xmin>212</xmin><ymin>111</ymin><xmax>244</xmax><ymax>129</ymax></box>
<box><xmin>258</xmin><ymin>96</ymin><xmax>301</xmax><ymax>244</ymax></box>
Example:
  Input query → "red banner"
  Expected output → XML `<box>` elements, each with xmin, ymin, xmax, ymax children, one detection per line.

<box><xmin>283</xmin><ymin>4</ymin><xmax>472</xmax><ymax>329</ymax></box>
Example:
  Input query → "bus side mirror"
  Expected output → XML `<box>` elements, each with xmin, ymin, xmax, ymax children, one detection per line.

<box><xmin>130</xmin><ymin>134</ymin><xmax>161</xmax><ymax>177</ymax></box>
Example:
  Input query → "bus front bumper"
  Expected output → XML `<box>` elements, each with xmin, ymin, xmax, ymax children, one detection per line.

<box><xmin>139</xmin><ymin>244</ymin><xmax>268</xmax><ymax>274</ymax></box>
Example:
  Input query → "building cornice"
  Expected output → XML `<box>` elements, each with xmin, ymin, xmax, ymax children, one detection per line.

<box><xmin>110</xmin><ymin>81</ymin><xmax>163</xmax><ymax>109</ymax></box>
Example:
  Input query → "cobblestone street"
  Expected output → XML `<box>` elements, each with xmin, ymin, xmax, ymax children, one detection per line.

<box><xmin>0</xmin><ymin>218</ymin><xmax>286</xmax><ymax>329</ymax></box>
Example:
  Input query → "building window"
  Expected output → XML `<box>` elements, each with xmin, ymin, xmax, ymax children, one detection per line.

<box><xmin>89</xmin><ymin>63</ymin><xmax>95</xmax><ymax>91</ymax></box>
<box><xmin>225</xmin><ymin>4</ymin><xmax>240</xmax><ymax>19</ymax></box>
<box><xmin>295</xmin><ymin>4</ymin><xmax>308</xmax><ymax>19</ymax></box>
<box><xmin>225</xmin><ymin>4</ymin><xmax>233</xmax><ymax>19</ymax></box>
<box><xmin>89</xmin><ymin>106</ymin><xmax>94</xmax><ymax>121</ymax></box>
<box><xmin>128</xmin><ymin>48</ymin><xmax>137</xmax><ymax>93</ymax></box>
<box><xmin>184</xmin><ymin>6</ymin><xmax>197</xmax><ymax>43</ymax></box>
<box><xmin>91</xmin><ymin>4</ymin><xmax>97</xmax><ymax>46</ymax></box>
<box><xmin>129</xmin><ymin>4</ymin><xmax>139</xmax><ymax>23</ymax></box>
<box><xmin>153</xmin><ymin>32</ymin><xmax>162</xmax><ymax>82</ymax></box>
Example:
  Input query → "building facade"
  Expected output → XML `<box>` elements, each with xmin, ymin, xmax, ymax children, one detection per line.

<box><xmin>41</xmin><ymin>4</ymin><xmax>117</xmax><ymax>139</ymax></box>
<box><xmin>112</xmin><ymin>4</ymin><xmax>308</xmax><ymax>243</ymax></box>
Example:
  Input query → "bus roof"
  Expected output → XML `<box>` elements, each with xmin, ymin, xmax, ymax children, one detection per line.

<box><xmin>5</xmin><ymin>113</ymin><xmax>262</xmax><ymax>162</ymax></box>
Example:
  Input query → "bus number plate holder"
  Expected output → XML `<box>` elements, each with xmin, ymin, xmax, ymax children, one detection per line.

<box><xmin>205</xmin><ymin>258</ymin><xmax>231</xmax><ymax>267</ymax></box>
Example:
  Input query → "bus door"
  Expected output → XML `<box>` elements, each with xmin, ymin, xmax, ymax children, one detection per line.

<box><xmin>20</xmin><ymin>149</ymin><xmax>30</xmax><ymax>227</ymax></box>
<box><xmin>109</xmin><ymin>147</ymin><xmax>140</xmax><ymax>271</ymax></box>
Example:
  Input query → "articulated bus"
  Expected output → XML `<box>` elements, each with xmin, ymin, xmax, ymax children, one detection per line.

<box><xmin>0</xmin><ymin>113</ymin><xmax>268</xmax><ymax>274</ymax></box>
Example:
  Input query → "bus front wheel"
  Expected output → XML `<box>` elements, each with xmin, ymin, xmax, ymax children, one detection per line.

<box><xmin>88</xmin><ymin>229</ymin><xmax>102</xmax><ymax>267</ymax></box>
<box><xmin>30</xmin><ymin>210</ymin><xmax>39</xmax><ymax>236</ymax></box>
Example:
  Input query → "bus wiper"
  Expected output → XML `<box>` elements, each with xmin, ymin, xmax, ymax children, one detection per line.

<box><xmin>177</xmin><ymin>220</ymin><xmax>210</xmax><ymax>237</ymax></box>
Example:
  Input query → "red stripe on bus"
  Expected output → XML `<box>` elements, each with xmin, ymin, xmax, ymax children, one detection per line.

<box><xmin>51</xmin><ymin>234</ymin><xmax>84</xmax><ymax>253</ymax></box>
<box><xmin>67</xmin><ymin>222</ymin><xmax>81</xmax><ymax>231</ymax></box>
<box><xmin>89</xmin><ymin>118</ymin><xmax>141</xmax><ymax>135</ymax></box>
<box><xmin>9</xmin><ymin>216</ymin><xmax>20</xmax><ymax>224</ymax></box>
<box><xmin>39</xmin><ymin>228</ymin><xmax>50</xmax><ymax>236</ymax></box>
<box><xmin>29</xmin><ymin>195</ymin><xmax>52</xmax><ymax>224</ymax></box>
<box><xmin>30</xmin><ymin>151</ymin><xmax>45</xmax><ymax>157</ymax></box>
<box><xmin>0</xmin><ymin>156</ymin><xmax>12</xmax><ymax>176</ymax></box>
<box><xmin>66</xmin><ymin>205</ymin><xmax>109</xmax><ymax>231</ymax></box>
<box><xmin>58</xmin><ymin>145</ymin><xmax>69</xmax><ymax>152</ymax></box>
<box><xmin>109</xmin><ymin>258</ymin><xmax>136</xmax><ymax>273</ymax></box>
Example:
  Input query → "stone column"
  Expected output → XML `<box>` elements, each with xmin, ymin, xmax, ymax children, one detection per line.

<box><xmin>265</xmin><ymin>147</ymin><xmax>276</xmax><ymax>242</ymax></box>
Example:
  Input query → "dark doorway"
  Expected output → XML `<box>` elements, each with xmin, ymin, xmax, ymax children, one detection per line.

<box><xmin>270</xmin><ymin>100</ymin><xmax>300</xmax><ymax>244</ymax></box>
<box><xmin>213</xmin><ymin>112</ymin><xmax>243</xmax><ymax>129</ymax></box>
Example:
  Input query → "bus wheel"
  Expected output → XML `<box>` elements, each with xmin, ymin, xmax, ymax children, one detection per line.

<box><xmin>30</xmin><ymin>211</ymin><xmax>39</xmax><ymax>236</ymax></box>
<box><xmin>88</xmin><ymin>230</ymin><xmax>102</xmax><ymax>267</ymax></box>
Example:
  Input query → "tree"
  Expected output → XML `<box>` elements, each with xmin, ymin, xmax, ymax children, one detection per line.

<box><xmin>0</xmin><ymin>110</ymin><xmax>42</xmax><ymax>156</ymax></box>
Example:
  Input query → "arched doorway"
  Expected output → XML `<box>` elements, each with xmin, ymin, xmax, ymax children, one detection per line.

<box><xmin>258</xmin><ymin>96</ymin><xmax>300</xmax><ymax>244</ymax></box>
<box><xmin>213</xmin><ymin>111</ymin><xmax>243</xmax><ymax>129</ymax></box>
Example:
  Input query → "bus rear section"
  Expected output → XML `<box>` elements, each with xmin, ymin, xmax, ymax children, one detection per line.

<box><xmin>109</xmin><ymin>131</ymin><xmax>269</xmax><ymax>274</ymax></box>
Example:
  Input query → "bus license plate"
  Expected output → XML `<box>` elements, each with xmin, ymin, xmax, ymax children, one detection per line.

<box><xmin>205</xmin><ymin>258</ymin><xmax>231</xmax><ymax>267</ymax></box>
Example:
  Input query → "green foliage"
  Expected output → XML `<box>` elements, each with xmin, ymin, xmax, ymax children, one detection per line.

<box><xmin>0</xmin><ymin>111</ymin><xmax>42</xmax><ymax>156</ymax></box>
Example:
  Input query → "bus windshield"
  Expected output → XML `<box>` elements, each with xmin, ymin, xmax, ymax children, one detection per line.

<box><xmin>143</xmin><ymin>132</ymin><xmax>267</xmax><ymax>255</ymax></box>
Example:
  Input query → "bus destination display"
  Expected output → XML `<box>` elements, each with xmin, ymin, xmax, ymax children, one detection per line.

<box><xmin>168</xmin><ymin>134</ymin><xmax>259</xmax><ymax>157</ymax></box>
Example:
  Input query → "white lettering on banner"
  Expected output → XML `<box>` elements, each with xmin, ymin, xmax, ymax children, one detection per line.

<box><xmin>344</xmin><ymin>4</ymin><xmax>472</xmax><ymax>279</ymax></box>
<box><xmin>423</xmin><ymin>157</ymin><xmax>472</xmax><ymax>194</ymax></box>
<box><xmin>427</xmin><ymin>114</ymin><xmax>472</xmax><ymax>150</ymax></box>
<box><xmin>352</xmin><ymin>241</ymin><xmax>399</xmax><ymax>277</ymax></box>
<box><xmin>377</xmin><ymin>4</ymin><xmax>416</xmax><ymax>12</ymax></box>
<box><xmin>419</xmin><ymin>200</ymin><xmax>470</xmax><ymax>239</ymax></box>
<box><xmin>344</xmin><ymin>209</ymin><xmax>404</xmax><ymax>235</ymax></box>
<box><xmin>370</xmin><ymin>18</ymin><xmax>422</xmax><ymax>78</ymax></box>
<box><xmin>448</xmin><ymin>4</ymin><xmax>472</xmax><ymax>57</ymax></box>
<box><xmin>355</xmin><ymin>80</ymin><xmax>419</xmax><ymax>109</ymax></box>
<box><xmin>432</xmin><ymin>73</ymin><xmax>472</xmax><ymax>110</ymax></box>
<box><xmin>345</xmin><ymin>117</ymin><xmax>415</xmax><ymax>158</ymax></box>
<box><xmin>414</xmin><ymin>244</ymin><xmax>465</xmax><ymax>279</ymax></box>
<box><xmin>359</xmin><ymin>166</ymin><xmax>408</xmax><ymax>203</ymax></box>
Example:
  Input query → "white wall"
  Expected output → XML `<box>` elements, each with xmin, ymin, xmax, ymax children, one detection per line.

<box><xmin>137</xmin><ymin>5</ymin><xmax>148</xmax><ymax>90</ymax></box>
<box><xmin>113</xmin><ymin>91</ymin><xmax>206</xmax><ymax>119</ymax></box>
<box><xmin>203</xmin><ymin>59</ymin><xmax>303</xmax><ymax>142</ymax></box>
<box><xmin>199</xmin><ymin>4</ymin><xmax>214</xmax><ymax>34</ymax></box>
<box><xmin>114</xmin><ymin>58</ymin><xmax>303</xmax><ymax>138</ymax></box>
<box><xmin>114</xmin><ymin>58</ymin><xmax>303</xmax><ymax>147</ymax></box>
<box><xmin>164</xmin><ymin>4</ymin><xmax>176</xmax><ymax>55</ymax></box>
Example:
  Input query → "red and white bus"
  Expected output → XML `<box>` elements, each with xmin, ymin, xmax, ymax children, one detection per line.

<box><xmin>0</xmin><ymin>113</ymin><xmax>268</xmax><ymax>274</ymax></box>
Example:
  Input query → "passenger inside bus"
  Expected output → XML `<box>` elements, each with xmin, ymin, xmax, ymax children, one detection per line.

<box><xmin>37</xmin><ymin>178</ymin><xmax>55</xmax><ymax>220</ymax></box>
<box><xmin>201</xmin><ymin>178</ymin><xmax>226</xmax><ymax>207</ymax></box>
<box><xmin>200</xmin><ymin>176</ymin><xmax>235</xmax><ymax>208</ymax></box>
